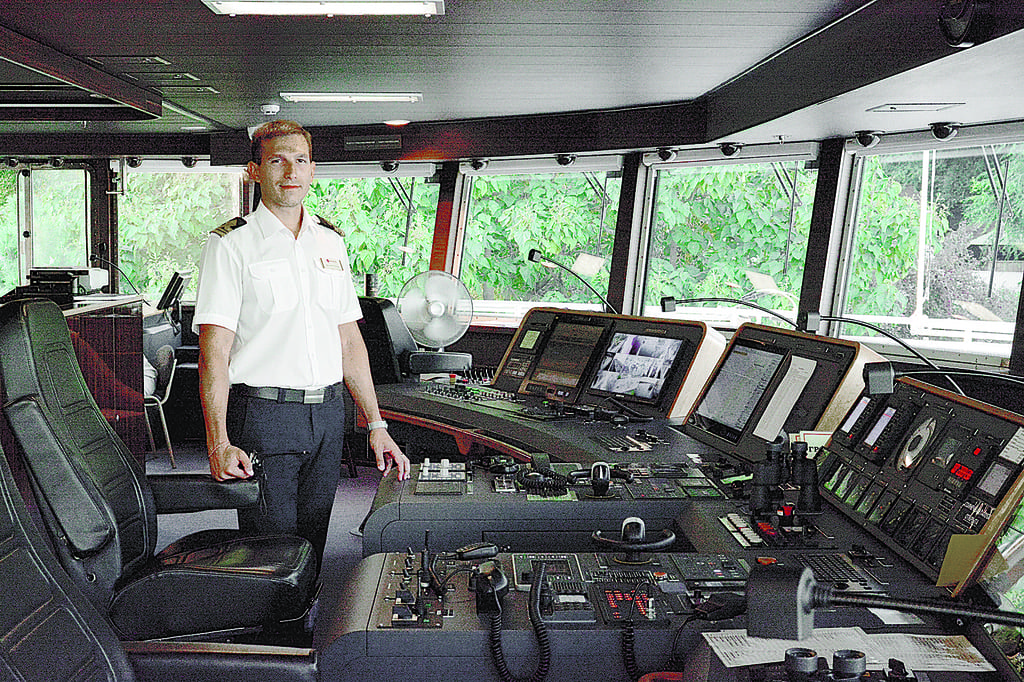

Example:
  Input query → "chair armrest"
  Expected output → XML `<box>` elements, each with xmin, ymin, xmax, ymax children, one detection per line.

<box><xmin>147</xmin><ymin>474</ymin><xmax>260</xmax><ymax>514</ymax></box>
<box><xmin>124</xmin><ymin>641</ymin><xmax>316</xmax><ymax>682</ymax></box>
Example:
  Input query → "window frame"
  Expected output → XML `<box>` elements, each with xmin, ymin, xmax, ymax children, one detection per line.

<box><xmin>307</xmin><ymin>161</ymin><xmax>441</xmax><ymax>298</ymax></box>
<box><xmin>637</xmin><ymin>141</ymin><xmax>820</xmax><ymax>326</ymax></box>
<box><xmin>17</xmin><ymin>164</ymin><xmax>92</xmax><ymax>280</ymax></box>
<box><xmin>835</xmin><ymin>127</ymin><xmax>1024</xmax><ymax>369</ymax></box>
<box><xmin>454</xmin><ymin>154</ymin><xmax>624</xmax><ymax>326</ymax></box>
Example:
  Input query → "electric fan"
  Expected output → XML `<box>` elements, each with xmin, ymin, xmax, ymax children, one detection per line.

<box><xmin>396</xmin><ymin>271</ymin><xmax>474</xmax><ymax>374</ymax></box>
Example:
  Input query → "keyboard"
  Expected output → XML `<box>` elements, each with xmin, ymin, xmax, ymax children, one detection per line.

<box><xmin>792</xmin><ymin>553</ymin><xmax>886</xmax><ymax>593</ymax></box>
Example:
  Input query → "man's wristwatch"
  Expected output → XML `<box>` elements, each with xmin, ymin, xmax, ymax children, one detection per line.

<box><xmin>367</xmin><ymin>420</ymin><xmax>388</xmax><ymax>431</ymax></box>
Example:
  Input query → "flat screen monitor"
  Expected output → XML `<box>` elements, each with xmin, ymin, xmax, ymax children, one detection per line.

<box><xmin>681</xmin><ymin>323</ymin><xmax>868</xmax><ymax>464</ymax></box>
<box><xmin>519</xmin><ymin>319</ymin><xmax>610</xmax><ymax>402</ymax></box>
<box><xmin>690</xmin><ymin>340</ymin><xmax>785</xmax><ymax>444</ymax></box>
<box><xmin>490</xmin><ymin>308</ymin><xmax>724</xmax><ymax>417</ymax></box>
<box><xmin>583</xmin><ymin>318</ymin><xmax>704</xmax><ymax>414</ymax></box>
<box><xmin>155</xmin><ymin>271</ymin><xmax>190</xmax><ymax>312</ymax></box>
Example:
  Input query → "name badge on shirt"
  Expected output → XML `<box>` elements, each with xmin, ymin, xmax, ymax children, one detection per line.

<box><xmin>318</xmin><ymin>257</ymin><xmax>346</xmax><ymax>272</ymax></box>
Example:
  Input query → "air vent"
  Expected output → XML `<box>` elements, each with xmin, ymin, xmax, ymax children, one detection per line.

<box><xmin>87</xmin><ymin>55</ymin><xmax>172</xmax><ymax>67</ymax></box>
<box><xmin>867</xmin><ymin>102</ymin><xmax>964</xmax><ymax>113</ymax></box>
<box><xmin>344</xmin><ymin>135</ymin><xmax>403</xmax><ymax>152</ymax></box>
<box><xmin>158</xmin><ymin>85</ymin><xmax>220</xmax><ymax>94</ymax></box>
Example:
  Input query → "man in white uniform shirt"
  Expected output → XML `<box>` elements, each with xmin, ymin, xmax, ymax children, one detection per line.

<box><xmin>193</xmin><ymin>119</ymin><xmax>409</xmax><ymax>567</ymax></box>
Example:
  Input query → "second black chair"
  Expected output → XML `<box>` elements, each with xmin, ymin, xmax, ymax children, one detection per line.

<box><xmin>0</xmin><ymin>298</ymin><xmax>318</xmax><ymax>641</ymax></box>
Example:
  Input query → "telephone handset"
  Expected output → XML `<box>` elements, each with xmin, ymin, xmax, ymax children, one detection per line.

<box><xmin>475</xmin><ymin>560</ymin><xmax>509</xmax><ymax>613</ymax></box>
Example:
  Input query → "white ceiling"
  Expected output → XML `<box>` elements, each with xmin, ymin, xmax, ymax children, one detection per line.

<box><xmin>0</xmin><ymin>0</ymin><xmax>1021</xmax><ymax>151</ymax></box>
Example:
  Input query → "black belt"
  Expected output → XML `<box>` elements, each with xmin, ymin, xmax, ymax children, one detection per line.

<box><xmin>233</xmin><ymin>382</ymin><xmax>342</xmax><ymax>404</ymax></box>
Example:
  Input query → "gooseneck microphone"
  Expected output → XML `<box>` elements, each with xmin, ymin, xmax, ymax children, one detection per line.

<box><xmin>527</xmin><ymin>248</ymin><xmax>618</xmax><ymax>314</ymax></box>
<box><xmin>660</xmin><ymin>295</ymin><xmax>796</xmax><ymax>328</ymax></box>
<box><xmin>90</xmin><ymin>252</ymin><xmax>147</xmax><ymax>302</ymax></box>
<box><xmin>801</xmin><ymin>311</ymin><xmax>967</xmax><ymax>397</ymax></box>
<box><xmin>746</xmin><ymin>563</ymin><xmax>1024</xmax><ymax>641</ymax></box>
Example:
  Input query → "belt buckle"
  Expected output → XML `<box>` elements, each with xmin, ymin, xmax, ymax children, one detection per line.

<box><xmin>303</xmin><ymin>388</ymin><xmax>326</xmax><ymax>404</ymax></box>
<box><xmin>278</xmin><ymin>388</ymin><xmax>304</xmax><ymax>403</ymax></box>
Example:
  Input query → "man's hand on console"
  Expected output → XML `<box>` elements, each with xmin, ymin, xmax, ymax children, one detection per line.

<box><xmin>370</xmin><ymin>429</ymin><xmax>410</xmax><ymax>480</ymax></box>
<box><xmin>209</xmin><ymin>443</ymin><xmax>255</xmax><ymax>481</ymax></box>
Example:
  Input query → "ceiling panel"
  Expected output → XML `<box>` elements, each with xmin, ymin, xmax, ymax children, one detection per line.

<box><xmin>0</xmin><ymin>0</ymin><xmax>869</xmax><ymax>134</ymax></box>
<box><xmin>0</xmin><ymin>0</ymin><xmax>1020</xmax><ymax>153</ymax></box>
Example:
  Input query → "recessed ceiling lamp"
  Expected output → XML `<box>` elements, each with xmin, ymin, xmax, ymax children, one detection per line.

<box><xmin>384</xmin><ymin>119</ymin><xmax>411</xmax><ymax>126</ymax></box>
<box><xmin>280</xmin><ymin>92</ymin><xmax>422</xmax><ymax>103</ymax></box>
<box><xmin>202</xmin><ymin>1</ymin><xmax>443</xmax><ymax>15</ymax></box>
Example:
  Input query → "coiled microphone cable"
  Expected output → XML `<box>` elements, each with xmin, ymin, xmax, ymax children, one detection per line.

<box><xmin>515</xmin><ymin>466</ymin><xmax>569</xmax><ymax>494</ymax></box>
<box><xmin>488</xmin><ymin>561</ymin><xmax>551</xmax><ymax>682</ymax></box>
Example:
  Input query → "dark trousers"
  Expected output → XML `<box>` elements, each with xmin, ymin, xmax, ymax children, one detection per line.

<box><xmin>226</xmin><ymin>385</ymin><xmax>345</xmax><ymax>570</ymax></box>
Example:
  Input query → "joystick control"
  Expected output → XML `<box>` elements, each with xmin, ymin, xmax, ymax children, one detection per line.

<box><xmin>591</xmin><ymin>461</ymin><xmax>612</xmax><ymax>497</ymax></box>
<box><xmin>591</xmin><ymin>516</ymin><xmax>676</xmax><ymax>564</ymax></box>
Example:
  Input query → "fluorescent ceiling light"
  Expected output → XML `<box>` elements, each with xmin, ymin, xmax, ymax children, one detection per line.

<box><xmin>280</xmin><ymin>92</ymin><xmax>422</xmax><ymax>103</ymax></box>
<box><xmin>202</xmin><ymin>1</ymin><xmax>443</xmax><ymax>15</ymax></box>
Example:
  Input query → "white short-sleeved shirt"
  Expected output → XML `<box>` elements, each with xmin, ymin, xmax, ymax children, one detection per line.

<box><xmin>192</xmin><ymin>202</ymin><xmax>361</xmax><ymax>389</ymax></box>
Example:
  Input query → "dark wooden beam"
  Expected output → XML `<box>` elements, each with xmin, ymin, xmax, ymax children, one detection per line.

<box><xmin>799</xmin><ymin>137</ymin><xmax>846</xmax><ymax>325</ymax></box>
<box><xmin>0</xmin><ymin>25</ymin><xmax>161</xmax><ymax>120</ymax></box>
<box><xmin>705</xmin><ymin>0</ymin><xmax>1024</xmax><ymax>142</ymax></box>
<box><xmin>0</xmin><ymin>133</ymin><xmax>208</xmax><ymax>157</ymax></box>
<box><xmin>240</xmin><ymin>100</ymin><xmax>707</xmax><ymax>165</ymax></box>
<box><xmin>606</xmin><ymin>153</ymin><xmax>642</xmax><ymax>315</ymax></box>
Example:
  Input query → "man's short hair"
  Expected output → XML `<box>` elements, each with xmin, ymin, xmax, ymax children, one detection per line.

<box><xmin>250</xmin><ymin>120</ymin><xmax>313</xmax><ymax>163</ymax></box>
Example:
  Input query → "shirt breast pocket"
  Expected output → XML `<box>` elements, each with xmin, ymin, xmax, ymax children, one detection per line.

<box><xmin>249</xmin><ymin>259</ymin><xmax>298</xmax><ymax>314</ymax></box>
<box><xmin>316</xmin><ymin>269</ymin><xmax>347</xmax><ymax>311</ymax></box>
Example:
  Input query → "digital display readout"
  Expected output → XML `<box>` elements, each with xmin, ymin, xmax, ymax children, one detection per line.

<box><xmin>950</xmin><ymin>462</ymin><xmax>974</xmax><ymax>482</ymax></box>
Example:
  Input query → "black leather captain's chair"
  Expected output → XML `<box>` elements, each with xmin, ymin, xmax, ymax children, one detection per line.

<box><xmin>0</xmin><ymin>441</ymin><xmax>135</xmax><ymax>680</ymax></box>
<box><xmin>0</xmin><ymin>436</ymin><xmax>316</xmax><ymax>682</ymax></box>
<box><xmin>358</xmin><ymin>296</ymin><xmax>472</xmax><ymax>383</ymax></box>
<box><xmin>357</xmin><ymin>296</ymin><xmax>420</xmax><ymax>384</ymax></box>
<box><xmin>0</xmin><ymin>298</ymin><xmax>318</xmax><ymax>641</ymax></box>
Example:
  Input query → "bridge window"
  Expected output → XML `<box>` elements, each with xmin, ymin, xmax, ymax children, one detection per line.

<box><xmin>119</xmin><ymin>161</ymin><xmax>243</xmax><ymax>301</ymax></box>
<box><xmin>20</xmin><ymin>167</ymin><xmax>89</xmax><ymax>275</ymax></box>
<box><xmin>642</xmin><ymin>144</ymin><xmax>819</xmax><ymax>329</ymax></box>
<box><xmin>458</xmin><ymin>156</ymin><xmax>622</xmax><ymax>326</ymax></box>
<box><xmin>0</xmin><ymin>168</ymin><xmax>15</xmax><ymax>292</ymax></box>
<box><xmin>840</xmin><ymin>140</ymin><xmax>1024</xmax><ymax>366</ymax></box>
<box><xmin>306</xmin><ymin>163</ymin><xmax>439</xmax><ymax>299</ymax></box>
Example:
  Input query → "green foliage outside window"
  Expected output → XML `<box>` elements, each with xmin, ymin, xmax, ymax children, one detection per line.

<box><xmin>0</xmin><ymin>169</ymin><xmax>17</xmax><ymax>293</ymax></box>
<box><xmin>118</xmin><ymin>171</ymin><xmax>241</xmax><ymax>299</ymax></box>
<box><xmin>845</xmin><ymin>157</ymin><xmax>931</xmax><ymax>318</ymax></box>
<box><xmin>645</xmin><ymin>162</ymin><xmax>815</xmax><ymax>312</ymax></box>
<box><xmin>10</xmin><ymin>144</ymin><xmax>1024</xmax><ymax>354</ymax></box>
<box><xmin>846</xmin><ymin>146</ymin><xmax>1024</xmax><ymax>342</ymax></box>
<box><xmin>460</xmin><ymin>172</ymin><xmax>620</xmax><ymax>305</ymax></box>
<box><xmin>29</xmin><ymin>170</ymin><xmax>88</xmax><ymax>269</ymax></box>
<box><xmin>304</xmin><ymin>177</ymin><xmax>437</xmax><ymax>297</ymax></box>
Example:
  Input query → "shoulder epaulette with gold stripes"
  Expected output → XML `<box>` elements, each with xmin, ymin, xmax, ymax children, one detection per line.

<box><xmin>316</xmin><ymin>214</ymin><xmax>345</xmax><ymax>238</ymax></box>
<box><xmin>211</xmin><ymin>217</ymin><xmax>246</xmax><ymax>237</ymax></box>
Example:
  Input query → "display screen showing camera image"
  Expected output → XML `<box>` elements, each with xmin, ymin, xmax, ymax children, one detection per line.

<box><xmin>588</xmin><ymin>332</ymin><xmax>684</xmax><ymax>405</ymax></box>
